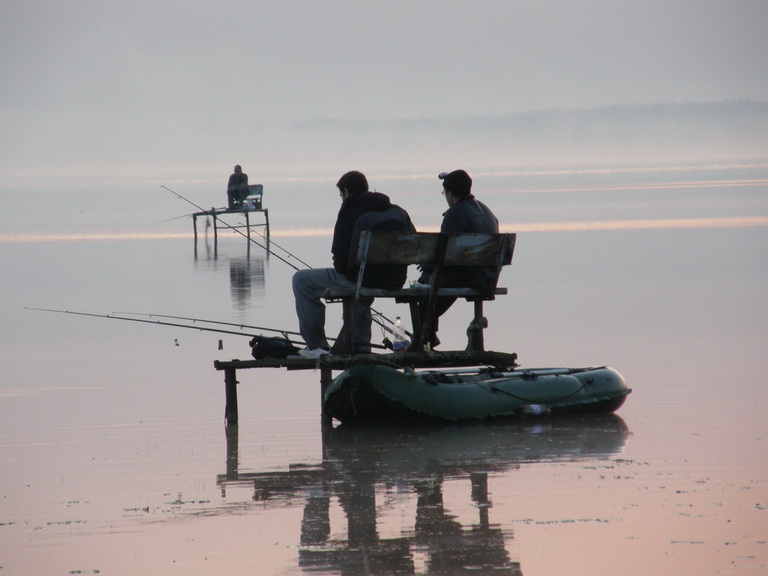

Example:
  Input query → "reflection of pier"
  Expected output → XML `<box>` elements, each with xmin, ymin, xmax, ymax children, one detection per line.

<box><xmin>219</xmin><ymin>416</ymin><xmax>630</xmax><ymax>575</ymax></box>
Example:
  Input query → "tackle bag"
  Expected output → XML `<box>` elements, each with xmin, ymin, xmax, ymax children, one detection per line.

<box><xmin>249</xmin><ymin>335</ymin><xmax>300</xmax><ymax>359</ymax></box>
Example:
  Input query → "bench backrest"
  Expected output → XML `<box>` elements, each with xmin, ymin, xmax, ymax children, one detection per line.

<box><xmin>354</xmin><ymin>231</ymin><xmax>515</xmax><ymax>294</ymax></box>
<box><xmin>356</xmin><ymin>230</ymin><xmax>514</xmax><ymax>265</ymax></box>
<box><xmin>245</xmin><ymin>184</ymin><xmax>264</xmax><ymax>209</ymax></box>
<box><xmin>246</xmin><ymin>184</ymin><xmax>263</xmax><ymax>198</ymax></box>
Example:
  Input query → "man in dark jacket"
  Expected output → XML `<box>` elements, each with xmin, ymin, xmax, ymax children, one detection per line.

<box><xmin>292</xmin><ymin>171</ymin><xmax>415</xmax><ymax>357</ymax></box>
<box><xmin>227</xmin><ymin>165</ymin><xmax>249</xmax><ymax>209</ymax></box>
<box><xmin>415</xmin><ymin>169</ymin><xmax>499</xmax><ymax>348</ymax></box>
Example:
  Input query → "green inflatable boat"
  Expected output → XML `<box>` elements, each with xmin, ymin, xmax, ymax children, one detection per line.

<box><xmin>323</xmin><ymin>365</ymin><xmax>631</xmax><ymax>424</ymax></box>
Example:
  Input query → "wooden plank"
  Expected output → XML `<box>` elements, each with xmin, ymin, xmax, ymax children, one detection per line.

<box><xmin>214</xmin><ymin>350</ymin><xmax>519</xmax><ymax>371</ymax></box>
<box><xmin>441</xmin><ymin>233</ymin><xmax>511</xmax><ymax>266</ymax></box>
<box><xmin>357</xmin><ymin>231</ymin><xmax>442</xmax><ymax>265</ymax></box>
<box><xmin>356</xmin><ymin>231</ymin><xmax>515</xmax><ymax>267</ymax></box>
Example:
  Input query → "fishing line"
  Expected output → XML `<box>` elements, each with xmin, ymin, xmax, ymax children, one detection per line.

<box><xmin>247</xmin><ymin>227</ymin><xmax>312</xmax><ymax>269</ymax></box>
<box><xmin>161</xmin><ymin>185</ymin><xmax>302</xmax><ymax>271</ymax></box>
<box><xmin>161</xmin><ymin>184</ymin><xmax>406</xmax><ymax>339</ymax></box>
<box><xmin>25</xmin><ymin>307</ymin><xmax>305</xmax><ymax>345</ymax></box>
<box><xmin>114</xmin><ymin>311</ymin><xmax>328</xmax><ymax>342</ymax></box>
<box><xmin>27</xmin><ymin>308</ymin><xmax>389</xmax><ymax>350</ymax></box>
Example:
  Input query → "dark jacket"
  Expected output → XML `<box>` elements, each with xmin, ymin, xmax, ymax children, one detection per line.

<box><xmin>227</xmin><ymin>172</ymin><xmax>249</xmax><ymax>202</ymax></box>
<box><xmin>420</xmin><ymin>195</ymin><xmax>500</xmax><ymax>289</ymax></box>
<box><xmin>332</xmin><ymin>191</ymin><xmax>415</xmax><ymax>289</ymax></box>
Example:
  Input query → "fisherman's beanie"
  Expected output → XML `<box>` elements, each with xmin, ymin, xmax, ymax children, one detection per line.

<box><xmin>441</xmin><ymin>170</ymin><xmax>472</xmax><ymax>197</ymax></box>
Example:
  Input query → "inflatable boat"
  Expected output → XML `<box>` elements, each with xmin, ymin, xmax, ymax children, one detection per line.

<box><xmin>323</xmin><ymin>365</ymin><xmax>630</xmax><ymax>424</ymax></box>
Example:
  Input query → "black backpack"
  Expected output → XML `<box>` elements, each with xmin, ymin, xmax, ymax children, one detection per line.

<box><xmin>249</xmin><ymin>335</ymin><xmax>300</xmax><ymax>359</ymax></box>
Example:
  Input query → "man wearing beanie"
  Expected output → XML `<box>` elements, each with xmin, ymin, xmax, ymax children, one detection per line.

<box><xmin>292</xmin><ymin>171</ymin><xmax>415</xmax><ymax>358</ymax></box>
<box><xmin>414</xmin><ymin>169</ymin><xmax>499</xmax><ymax>349</ymax></box>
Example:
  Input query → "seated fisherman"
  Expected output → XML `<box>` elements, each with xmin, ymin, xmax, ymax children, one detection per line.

<box><xmin>413</xmin><ymin>169</ymin><xmax>500</xmax><ymax>349</ymax></box>
<box><xmin>292</xmin><ymin>171</ymin><xmax>415</xmax><ymax>358</ymax></box>
<box><xmin>227</xmin><ymin>164</ymin><xmax>249</xmax><ymax>209</ymax></box>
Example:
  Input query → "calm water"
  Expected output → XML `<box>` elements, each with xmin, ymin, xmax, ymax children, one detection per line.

<box><xmin>1</xmin><ymin>163</ymin><xmax>767</xmax><ymax>575</ymax></box>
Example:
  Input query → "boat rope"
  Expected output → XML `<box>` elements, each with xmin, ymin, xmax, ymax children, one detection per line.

<box><xmin>486</xmin><ymin>381</ymin><xmax>589</xmax><ymax>404</ymax></box>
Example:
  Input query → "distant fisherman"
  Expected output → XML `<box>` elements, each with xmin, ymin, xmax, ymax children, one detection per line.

<box><xmin>227</xmin><ymin>164</ymin><xmax>249</xmax><ymax>209</ymax></box>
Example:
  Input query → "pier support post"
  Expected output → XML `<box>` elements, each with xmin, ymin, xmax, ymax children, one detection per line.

<box><xmin>224</xmin><ymin>367</ymin><xmax>239</xmax><ymax>424</ymax></box>
<box><xmin>320</xmin><ymin>366</ymin><xmax>333</xmax><ymax>427</ymax></box>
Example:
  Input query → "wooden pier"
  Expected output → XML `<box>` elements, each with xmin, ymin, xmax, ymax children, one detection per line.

<box><xmin>213</xmin><ymin>230</ymin><xmax>518</xmax><ymax>426</ymax></box>
<box><xmin>192</xmin><ymin>184</ymin><xmax>270</xmax><ymax>252</ymax></box>
<box><xmin>214</xmin><ymin>350</ymin><xmax>519</xmax><ymax>425</ymax></box>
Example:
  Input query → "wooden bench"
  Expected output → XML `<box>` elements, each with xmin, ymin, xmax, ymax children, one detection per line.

<box><xmin>325</xmin><ymin>231</ymin><xmax>516</xmax><ymax>354</ymax></box>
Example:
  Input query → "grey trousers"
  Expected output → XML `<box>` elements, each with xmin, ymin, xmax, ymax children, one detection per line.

<box><xmin>292</xmin><ymin>268</ymin><xmax>373</xmax><ymax>351</ymax></box>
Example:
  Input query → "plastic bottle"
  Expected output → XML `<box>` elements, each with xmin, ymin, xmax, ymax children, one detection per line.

<box><xmin>393</xmin><ymin>317</ymin><xmax>408</xmax><ymax>352</ymax></box>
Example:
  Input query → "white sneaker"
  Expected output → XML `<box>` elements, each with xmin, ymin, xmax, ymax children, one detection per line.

<box><xmin>297</xmin><ymin>347</ymin><xmax>331</xmax><ymax>359</ymax></box>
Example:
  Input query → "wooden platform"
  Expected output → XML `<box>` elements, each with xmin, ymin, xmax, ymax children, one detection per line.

<box><xmin>192</xmin><ymin>185</ymin><xmax>270</xmax><ymax>253</ymax></box>
<box><xmin>213</xmin><ymin>350</ymin><xmax>519</xmax><ymax>425</ymax></box>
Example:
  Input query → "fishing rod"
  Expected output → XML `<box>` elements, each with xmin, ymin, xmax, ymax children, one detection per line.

<box><xmin>27</xmin><ymin>307</ymin><xmax>390</xmax><ymax>350</ymax></box>
<box><xmin>161</xmin><ymin>185</ymin><xmax>404</xmax><ymax>338</ymax></box>
<box><xmin>248</xmin><ymin>227</ymin><xmax>312</xmax><ymax>269</ymax></box>
<box><xmin>114</xmin><ymin>311</ymin><xmax>397</xmax><ymax>349</ymax></box>
<box><xmin>161</xmin><ymin>185</ymin><xmax>304</xmax><ymax>271</ymax></box>
<box><xmin>25</xmin><ymin>307</ymin><xmax>304</xmax><ymax>345</ymax></box>
<box><xmin>114</xmin><ymin>311</ymin><xmax>321</xmax><ymax>342</ymax></box>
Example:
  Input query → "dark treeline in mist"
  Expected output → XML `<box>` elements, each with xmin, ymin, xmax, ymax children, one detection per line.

<box><xmin>275</xmin><ymin>100</ymin><xmax>768</xmax><ymax>171</ymax></box>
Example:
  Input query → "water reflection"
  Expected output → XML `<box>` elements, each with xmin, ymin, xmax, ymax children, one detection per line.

<box><xmin>219</xmin><ymin>417</ymin><xmax>630</xmax><ymax>575</ymax></box>
<box><xmin>229</xmin><ymin>257</ymin><xmax>265</xmax><ymax>309</ymax></box>
<box><xmin>192</xmin><ymin>238</ymin><xmax>266</xmax><ymax>309</ymax></box>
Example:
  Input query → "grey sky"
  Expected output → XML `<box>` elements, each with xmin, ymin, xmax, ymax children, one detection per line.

<box><xmin>2</xmin><ymin>0</ymin><xmax>767</xmax><ymax>179</ymax></box>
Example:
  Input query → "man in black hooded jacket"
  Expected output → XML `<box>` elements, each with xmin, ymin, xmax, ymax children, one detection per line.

<box><xmin>292</xmin><ymin>171</ymin><xmax>414</xmax><ymax>357</ymax></box>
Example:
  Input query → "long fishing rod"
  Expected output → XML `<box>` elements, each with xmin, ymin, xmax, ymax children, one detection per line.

<box><xmin>115</xmin><ymin>311</ymin><xmax>402</xmax><ymax>347</ymax></box>
<box><xmin>161</xmin><ymin>185</ymin><xmax>304</xmax><ymax>271</ymax></box>
<box><xmin>248</xmin><ymin>227</ymin><xmax>312</xmax><ymax>269</ymax></box>
<box><xmin>113</xmin><ymin>311</ymin><xmax>327</xmax><ymax>342</ymax></box>
<box><xmin>27</xmin><ymin>307</ymin><xmax>391</xmax><ymax>350</ymax></box>
<box><xmin>161</xmin><ymin>185</ymin><xmax>404</xmax><ymax>338</ymax></box>
<box><xmin>25</xmin><ymin>307</ymin><xmax>303</xmax><ymax>345</ymax></box>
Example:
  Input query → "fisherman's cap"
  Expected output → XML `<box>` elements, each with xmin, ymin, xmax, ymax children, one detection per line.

<box><xmin>440</xmin><ymin>170</ymin><xmax>472</xmax><ymax>196</ymax></box>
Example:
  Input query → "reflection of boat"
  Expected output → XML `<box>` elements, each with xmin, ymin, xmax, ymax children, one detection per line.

<box><xmin>324</xmin><ymin>365</ymin><xmax>631</xmax><ymax>424</ymax></box>
<box><xmin>217</xmin><ymin>417</ymin><xmax>630</xmax><ymax>575</ymax></box>
<box><xmin>322</xmin><ymin>414</ymin><xmax>631</xmax><ymax>475</ymax></box>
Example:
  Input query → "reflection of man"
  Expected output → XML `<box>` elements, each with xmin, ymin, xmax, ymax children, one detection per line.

<box><xmin>227</xmin><ymin>164</ymin><xmax>249</xmax><ymax>209</ymax></box>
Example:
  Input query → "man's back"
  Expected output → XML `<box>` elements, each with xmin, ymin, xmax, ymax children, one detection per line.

<box><xmin>440</xmin><ymin>196</ymin><xmax>500</xmax><ymax>289</ymax></box>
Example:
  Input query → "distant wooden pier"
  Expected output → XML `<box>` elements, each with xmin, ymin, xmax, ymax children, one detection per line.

<box><xmin>192</xmin><ymin>184</ymin><xmax>270</xmax><ymax>252</ymax></box>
